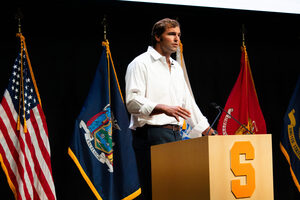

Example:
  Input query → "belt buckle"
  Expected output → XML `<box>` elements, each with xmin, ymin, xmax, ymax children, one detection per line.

<box><xmin>172</xmin><ymin>125</ymin><xmax>178</xmax><ymax>131</ymax></box>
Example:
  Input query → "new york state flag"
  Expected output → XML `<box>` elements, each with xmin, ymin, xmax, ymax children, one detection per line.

<box><xmin>68</xmin><ymin>41</ymin><xmax>141</xmax><ymax>200</ymax></box>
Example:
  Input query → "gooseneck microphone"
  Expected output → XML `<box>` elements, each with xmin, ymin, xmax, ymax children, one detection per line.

<box><xmin>210</xmin><ymin>102</ymin><xmax>254</xmax><ymax>135</ymax></box>
<box><xmin>204</xmin><ymin>105</ymin><xmax>222</xmax><ymax>136</ymax></box>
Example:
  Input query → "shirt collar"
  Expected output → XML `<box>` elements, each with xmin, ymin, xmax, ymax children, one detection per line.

<box><xmin>147</xmin><ymin>46</ymin><xmax>175</xmax><ymax>64</ymax></box>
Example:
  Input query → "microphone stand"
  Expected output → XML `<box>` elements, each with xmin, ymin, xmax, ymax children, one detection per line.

<box><xmin>210</xmin><ymin>102</ymin><xmax>254</xmax><ymax>135</ymax></box>
<box><xmin>204</xmin><ymin>107</ymin><xmax>222</xmax><ymax>136</ymax></box>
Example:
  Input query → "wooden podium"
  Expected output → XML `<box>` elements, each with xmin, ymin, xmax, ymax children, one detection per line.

<box><xmin>151</xmin><ymin>135</ymin><xmax>273</xmax><ymax>200</ymax></box>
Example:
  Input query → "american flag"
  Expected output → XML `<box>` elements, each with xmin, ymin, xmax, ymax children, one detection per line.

<box><xmin>0</xmin><ymin>46</ymin><xmax>56</xmax><ymax>199</ymax></box>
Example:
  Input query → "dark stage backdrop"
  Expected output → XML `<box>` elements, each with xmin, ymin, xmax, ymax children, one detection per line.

<box><xmin>0</xmin><ymin>1</ymin><xmax>300</xmax><ymax>199</ymax></box>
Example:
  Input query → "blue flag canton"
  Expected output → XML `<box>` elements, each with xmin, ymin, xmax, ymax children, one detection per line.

<box><xmin>8</xmin><ymin>49</ymin><xmax>38</xmax><ymax>120</ymax></box>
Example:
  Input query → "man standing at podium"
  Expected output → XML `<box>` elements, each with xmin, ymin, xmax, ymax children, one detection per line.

<box><xmin>125</xmin><ymin>18</ymin><xmax>215</xmax><ymax>199</ymax></box>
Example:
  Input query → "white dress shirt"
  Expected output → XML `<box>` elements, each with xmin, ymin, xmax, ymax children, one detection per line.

<box><xmin>125</xmin><ymin>46</ymin><xmax>209</xmax><ymax>138</ymax></box>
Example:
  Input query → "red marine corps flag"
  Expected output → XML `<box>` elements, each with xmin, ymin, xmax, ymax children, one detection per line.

<box><xmin>216</xmin><ymin>44</ymin><xmax>267</xmax><ymax>135</ymax></box>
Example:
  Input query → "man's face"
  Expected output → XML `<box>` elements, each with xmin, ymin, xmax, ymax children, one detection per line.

<box><xmin>156</xmin><ymin>26</ymin><xmax>181</xmax><ymax>55</ymax></box>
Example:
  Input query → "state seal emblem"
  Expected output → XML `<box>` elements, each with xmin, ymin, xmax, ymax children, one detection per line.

<box><xmin>79</xmin><ymin>104</ymin><xmax>115</xmax><ymax>172</ymax></box>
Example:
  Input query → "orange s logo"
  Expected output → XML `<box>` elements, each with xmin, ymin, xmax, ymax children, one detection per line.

<box><xmin>230</xmin><ymin>141</ymin><xmax>255</xmax><ymax>198</ymax></box>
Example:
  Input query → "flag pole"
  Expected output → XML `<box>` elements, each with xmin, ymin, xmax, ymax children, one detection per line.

<box><xmin>242</xmin><ymin>24</ymin><xmax>246</xmax><ymax>47</ymax></box>
<box><xmin>101</xmin><ymin>16</ymin><xmax>125</xmax><ymax>103</ymax></box>
<box><xmin>17</xmin><ymin>16</ymin><xmax>22</xmax><ymax>34</ymax></box>
<box><xmin>15</xmin><ymin>8</ymin><xmax>23</xmax><ymax>34</ymax></box>
<box><xmin>15</xmin><ymin>10</ymin><xmax>43</xmax><ymax>108</ymax></box>
<box><xmin>15</xmin><ymin>11</ymin><xmax>22</xmax><ymax>131</ymax></box>
<box><xmin>101</xmin><ymin>15</ymin><xmax>111</xmax><ymax>106</ymax></box>
<box><xmin>15</xmin><ymin>9</ymin><xmax>28</xmax><ymax>132</ymax></box>
<box><xmin>102</xmin><ymin>15</ymin><xmax>107</xmax><ymax>41</ymax></box>
<box><xmin>241</xmin><ymin>24</ymin><xmax>255</xmax><ymax>134</ymax></box>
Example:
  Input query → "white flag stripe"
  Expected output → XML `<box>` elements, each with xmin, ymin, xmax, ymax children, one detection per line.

<box><xmin>27</xmin><ymin>118</ymin><xmax>56</xmax><ymax>196</ymax></box>
<box><xmin>4</xmin><ymin>91</ymin><xmax>51</xmax><ymax>199</ymax></box>
<box><xmin>19</xmin><ymin>126</ymin><xmax>48</xmax><ymax>200</ymax></box>
<box><xmin>4</xmin><ymin>92</ymin><xmax>36</xmax><ymax>165</ymax></box>
<box><xmin>0</xmin><ymin>101</ymin><xmax>34</xmax><ymax>199</ymax></box>
<box><xmin>18</xmin><ymin>127</ymin><xmax>35</xmax><ymax>199</ymax></box>
<box><xmin>4</xmin><ymin>91</ymin><xmax>37</xmax><ymax>176</ymax></box>
<box><xmin>0</xmin><ymin>102</ymin><xmax>33</xmax><ymax>199</ymax></box>
<box><xmin>2</xmin><ymin>93</ymin><xmax>22</xmax><ymax>148</ymax></box>
<box><xmin>15</xmin><ymin>125</ymin><xmax>48</xmax><ymax>200</ymax></box>
<box><xmin>4</xmin><ymin>91</ymin><xmax>49</xmax><ymax>199</ymax></box>
<box><xmin>6</xmin><ymin>93</ymin><xmax>53</xmax><ymax>199</ymax></box>
<box><xmin>0</xmin><ymin>129</ymin><xmax>26</xmax><ymax>200</ymax></box>
<box><xmin>32</xmin><ymin>107</ymin><xmax>51</xmax><ymax>154</ymax></box>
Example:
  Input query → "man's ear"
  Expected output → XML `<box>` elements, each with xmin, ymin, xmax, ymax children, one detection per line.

<box><xmin>155</xmin><ymin>35</ymin><xmax>160</xmax><ymax>42</ymax></box>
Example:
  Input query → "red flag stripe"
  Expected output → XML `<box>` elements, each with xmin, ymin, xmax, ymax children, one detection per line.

<box><xmin>2</xmin><ymin>92</ymin><xmax>41</xmax><ymax>199</ymax></box>
<box><xmin>28</xmin><ymin>110</ymin><xmax>51</xmax><ymax>168</ymax></box>
<box><xmin>0</xmin><ymin>144</ymin><xmax>20</xmax><ymax>199</ymax></box>
<box><xmin>6</xmin><ymin>92</ymin><xmax>56</xmax><ymax>200</ymax></box>
<box><xmin>1</xmin><ymin>91</ymin><xmax>56</xmax><ymax>199</ymax></box>
<box><xmin>27</xmin><ymin>111</ymin><xmax>56</xmax><ymax>198</ymax></box>
<box><xmin>30</xmin><ymin>106</ymin><xmax>51</xmax><ymax>164</ymax></box>
<box><xmin>3</xmin><ymin>96</ymin><xmax>41</xmax><ymax>199</ymax></box>
<box><xmin>0</xmin><ymin>97</ymin><xmax>34</xmax><ymax>199</ymax></box>
<box><xmin>24</xmin><ymin>121</ymin><xmax>56</xmax><ymax>200</ymax></box>
<box><xmin>0</xmin><ymin>116</ymin><xmax>30</xmax><ymax>199</ymax></box>
<box><xmin>37</xmin><ymin>104</ymin><xmax>49</xmax><ymax>137</ymax></box>
<box><xmin>22</xmin><ymin>122</ymin><xmax>51</xmax><ymax>199</ymax></box>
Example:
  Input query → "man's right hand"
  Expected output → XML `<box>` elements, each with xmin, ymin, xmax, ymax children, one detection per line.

<box><xmin>151</xmin><ymin>104</ymin><xmax>191</xmax><ymax>122</ymax></box>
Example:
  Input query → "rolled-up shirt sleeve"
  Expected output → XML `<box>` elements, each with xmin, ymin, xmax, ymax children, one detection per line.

<box><xmin>183</xmin><ymin>82</ymin><xmax>210</xmax><ymax>138</ymax></box>
<box><xmin>125</xmin><ymin>60</ymin><xmax>157</xmax><ymax>116</ymax></box>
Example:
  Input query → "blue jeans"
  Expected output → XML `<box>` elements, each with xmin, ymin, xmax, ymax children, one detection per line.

<box><xmin>133</xmin><ymin>125</ymin><xmax>182</xmax><ymax>200</ymax></box>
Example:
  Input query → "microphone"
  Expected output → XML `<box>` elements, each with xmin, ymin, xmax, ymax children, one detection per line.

<box><xmin>204</xmin><ymin>104</ymin><xmax>222</xmax><ymax>136</ymax></box>
<box><xmin>210</xmin><ymin>102</ymin><xmax>254</xmax><ymax>135</ymax></box>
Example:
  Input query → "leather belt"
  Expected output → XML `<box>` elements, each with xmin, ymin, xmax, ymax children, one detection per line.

<box><xmin>146</xmin><ymin>124</ymin><xmax>180</xmax><ymax>131</ymax></box>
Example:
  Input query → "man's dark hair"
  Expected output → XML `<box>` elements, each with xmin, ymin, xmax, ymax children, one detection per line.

<box><xmin>151</xmin><ymin>18</ymin><xmax>180</xmax><ymax>46</ymax></box>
